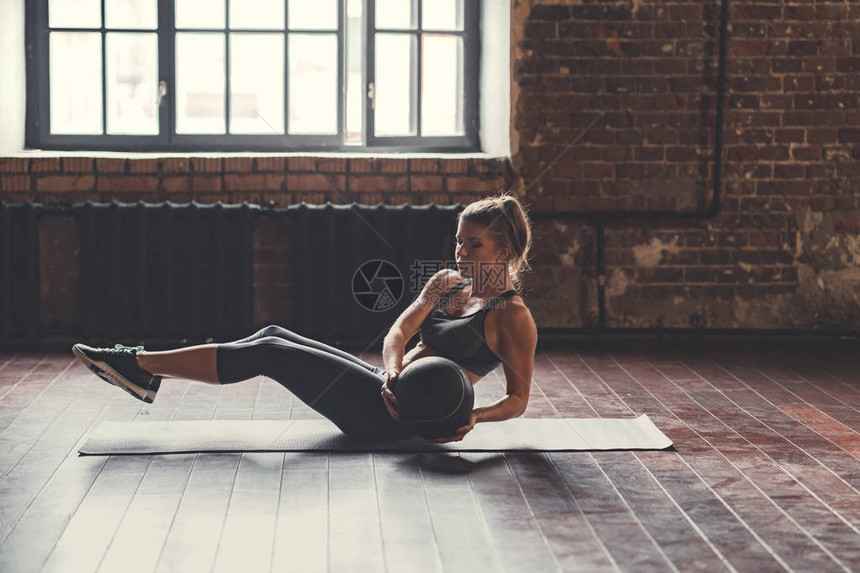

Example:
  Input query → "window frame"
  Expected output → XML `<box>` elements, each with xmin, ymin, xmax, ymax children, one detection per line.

<box><xmin>25</xmin><ymin>0</ymin><xmax>480</xmax><ymax>153</ymax></box>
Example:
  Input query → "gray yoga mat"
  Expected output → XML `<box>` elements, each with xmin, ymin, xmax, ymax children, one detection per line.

<box><xmin>78</xmin><ymin>415</ymin><xmax>673</xmax><ymax>455</ymax></box>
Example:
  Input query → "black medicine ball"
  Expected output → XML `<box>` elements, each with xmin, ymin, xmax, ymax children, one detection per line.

<box><xmin>395</xmin><ymin>356</ymin><xmax>475</xmax><ymax>439</ymax></box>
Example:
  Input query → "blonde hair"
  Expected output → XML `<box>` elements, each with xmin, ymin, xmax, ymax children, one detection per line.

<box><xmin>458</xmin><ymin>192</ymin><xmax>533</xmax><ymax>291</ymax></box>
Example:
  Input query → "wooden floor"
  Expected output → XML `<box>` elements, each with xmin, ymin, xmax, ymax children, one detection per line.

<box><xmin>1</xmin><ymin>337</ymin><xmax>859</xmax><ymax>573</ymax></box>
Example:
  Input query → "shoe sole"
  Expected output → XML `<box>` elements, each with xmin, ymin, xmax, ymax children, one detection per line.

<box><xmin>72</xmin><ymin>344</ymin><xmax>156</xmax><ymax>403</ymax></box>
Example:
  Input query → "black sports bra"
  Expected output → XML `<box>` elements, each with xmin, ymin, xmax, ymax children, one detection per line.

<box><xmin>418</xmin><ymin>279</ymin><xmax>518</xmax><ymax>376</ymax></box>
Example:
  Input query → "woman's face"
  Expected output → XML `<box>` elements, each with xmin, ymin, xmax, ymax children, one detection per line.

<box><xmin>454</xmin><ymin>219</ymin><xmax>509</xmax><ymax>280</ymax></box>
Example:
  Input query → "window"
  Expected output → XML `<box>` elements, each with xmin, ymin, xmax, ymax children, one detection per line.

<box><xmin>25</xmin><ymin>0</ymin><xmax>480</xmax><ymax>152</ymax></box>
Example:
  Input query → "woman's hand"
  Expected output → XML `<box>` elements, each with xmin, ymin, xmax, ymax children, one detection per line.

<box><xmin>429</xmin><ymin>412</ymin><xmax>478</xmax><ymax>444</ymax></box>
<box><xmin>380</xmin><ymin>368</ymin><xmax>400</xmax><ymax>421</ymax></box>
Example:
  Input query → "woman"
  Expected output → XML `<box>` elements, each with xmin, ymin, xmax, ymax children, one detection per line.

<box><xmin>73</xmin><ymin>194</ymin><xmax>538</xmax><ymax>443</ymax></box>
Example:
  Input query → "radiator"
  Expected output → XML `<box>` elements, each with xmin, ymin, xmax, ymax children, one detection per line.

<box><xmin>287</xmin><ymin>203</ymin><xmax>463</xmax><ymax>346</ymax></box>
<box><xmin>0</xmin><ymin>200</ymin><xmax>458</xmax><ymax>348</ymax></box>
<box><xmin>78</xmin><ymin>201</ymin><xmax>257</xmax><ymax>343</ymax></box>
<box><xmin>0</xmin><ymin>202</ymin><xmax>40</xmax><ymax>343</ymax></box>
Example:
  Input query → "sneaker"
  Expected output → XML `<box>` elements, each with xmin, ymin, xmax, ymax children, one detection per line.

<box><xmin>72</xmin><ymin>343</ymin><xmax>162</xmax><ymax>403</ymax></box>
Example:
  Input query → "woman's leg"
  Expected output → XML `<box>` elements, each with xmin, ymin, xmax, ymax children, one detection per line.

<box><xmin>136</xmin><ymin>344</ymin><xmax>220</xmax><ymax>384</ymax></box>
<box><xmin>217</xmin><ymin>336</ymin><xmax>407</xmax><ymax>440</ymax></box>
<box><xmin>224</xmin><ymin>325</ymin><xmax>383</xmax><ymax>374</ymax></box>
<box><xmin>137</xmin><ymin>325</ymin><xmax>382</xmax><ymax>385</ymax></box>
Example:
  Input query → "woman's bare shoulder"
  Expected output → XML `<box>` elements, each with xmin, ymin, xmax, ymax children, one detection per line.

<box><xmin>497</xmin><ymin>296</ymin><xmax>537</xmax><ymax>337</ymax></box>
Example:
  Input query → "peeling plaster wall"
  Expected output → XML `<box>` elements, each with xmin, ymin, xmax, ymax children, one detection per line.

<box><xmin>793</xmin><ymin>210</ymin><xmax>860</xmax><ymax>327</ymax></box>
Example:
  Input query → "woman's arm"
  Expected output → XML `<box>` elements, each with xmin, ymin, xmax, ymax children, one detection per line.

<box><xmin>433</xmin><ymin>303</ymin><xmax>538</xmax><ymax>443</ymax></box>
<box><xmin>381</xmin><ymin>329</ymin><xmax>407</xmax><ymax>376</ymax></box>
<box><xmin>380</xmin><ymin>268</ymin><xmax>461</xmax><ymax>420</ymax></box>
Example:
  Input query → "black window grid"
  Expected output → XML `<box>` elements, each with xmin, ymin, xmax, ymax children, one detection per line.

<box><xmin>26</xmin><ymin>0</ymin><xmax>480</xmax><ymax>153</ymax></box>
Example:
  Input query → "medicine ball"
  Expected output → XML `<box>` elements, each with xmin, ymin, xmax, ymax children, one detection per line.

<box><xmin>395</xmin><ymin>356</ymin><xmax>474</xmax><ymax>439</ymax></box>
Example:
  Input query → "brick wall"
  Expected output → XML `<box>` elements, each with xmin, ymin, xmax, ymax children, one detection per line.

<box><xmin>516</xmin><ymin>0</ymin><xmax>860</xmax><ymax>331</ymax></box>
<box><xmin>2</xmin><ymin>0</ymin><xmax>859</xmax><ymax>333</ymax></box>
<box><xmin>0</xmin><ymin>156</ymin><xmax>511</xmax><ymax>207</ymax></box>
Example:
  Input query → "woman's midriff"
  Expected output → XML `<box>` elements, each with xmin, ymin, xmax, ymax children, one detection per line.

<box><xmin>401</xmin><ymin>341</ymin><xmax>483</xmax><ymax>384</ymax></box>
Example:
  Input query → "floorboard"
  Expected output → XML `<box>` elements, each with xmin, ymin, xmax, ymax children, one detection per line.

<box><xmin>0</xmin><ymin>338</ymin><xmax>858</xmax><ymax>572</ymax></box>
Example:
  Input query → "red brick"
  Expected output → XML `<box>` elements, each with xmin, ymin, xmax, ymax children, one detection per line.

<box><xmin>449</xmin><ymin>191</ymin><xmax>485</xmax><ymax>205</ymax></box>
<box><xmin>529</xmin><ymin>5</ymin><xmax>569</xmax><ymax>21</ymax></box>
<box><xmin>758</xmin><ymin>146</ymin><xmax>790</xmax><ymax>161</ymax></box>
<box><xmin>773</xmin><ymin>164</ymin><xmax>804</xmax><ymax>179</ymax></box>
<box><xmin>774</xmin><ymin>129</ymin><xmax>804</xmax><ymax>143</ymax></box>
<box><xmin>192</xmin><ymin>175</ymin><xmax>223</xmax><ymax>192</ymax></box>
<box><xmin>163</xmin><ymin>176</ymin><xmax>189</xmax><ymax>193</ymax></box>
<box><xmin>441</xmin><ymin>159</ymin><xmax>470</xmax><ymax>174</ymax></box>
<box><xmin>263</xmin><ymin>174</ymin><xmax>286</xmax><ymax>191</ymax></box>
<box><xmin>410</xmin><ymin>175</ymin><xmax>444</xmax><ymax>192</ymax></box>
<box><xmin>634</xmin><ymin>147</ymin><xmax>664</xmax><ymax>161</ymax></box>
<box><xmin>225</xmin><ymin>174</ymin><xmax>265</xmax><ymax>191</ymax></box>
<box><xmin>356</xmin><ymin>192</ymin><xmax>384</xmax><ymax>204</ymax></box>
<box><xmin>317</xmin><ymin>158</ymin><xmax>347</xmax><ymax>172</ymax></box>
<box><xmin>837</xmin><ymin>163</ymin><xmax>860</xmax><ymax>178</ymax></box>
<box><xmin>287</xmin><ymin>173</ymin><xmax>330</xmax><ymax>192</ymax></box>
<box><xmin>550</xmin><ymin>162</ymin><xmax>583</xmax><ymax>179</ymax></box>
<box><xmin>0</xmin><ymin>158</ymin><xmax>29</xmax><ymax>173</ymax></box>
<box><xmin>229</xmin><ymin>192</ymin><xmax>263</xmax><ymax>204</ymax></box>
<box><xmin>666</xmin><ymin>146</ymin><xmax>698</xmax><ymax>162</ymax></box>
<box><xmin>224</xmin><ymin>157</ymin><xmax>254</xmax><ymax>172</ymax></box>
<box><xmin>31</xmin><ymin>158</ymin><xmax>61</xmax><ymax>173</ymax></box>
<box><xmin>0</xmin><ymin>192</ymin><xmax>33</xmax><ymax>203</ymax></box>
<box><xmin>321</xmin><ymin>173</ymin><xmax>348</xmax><ymax>193</ymax></box>
<box><xmin>349</xmin><ymin>158</ymin><xmax>378</xmax><ymax>173</ymax></box>
<box><xmin>348</xmin><ymin>175</ymin><xmax>407</xmax><ymax>193</ymax></box>
<box><xmin>194</xmin><ymin>193</ymin><xmax>228</xmax><ymax>204</ymax></box>
<box><xmin>584</xmin><ymin>163</ymin><xmax>613</xmax><ymax>179</ymax></box>
<box><xmin>192</xmin><ymin>157</ymin><xmax>223</xmax><ymax>173</ymax></box>
<box><xmin>410</xmin><ymin>158</ymin><xmax>439</xmax><ymax>173</ymax></box>
<box><xmin>61</xmin><ymin>157</ymin><xmax>93</xmax><ymax>173</ymax></box>
<box><xmin>292</xmin><ymin>192</ymin><xmax>326</xmax><ymax>203</ymax></box>
<box><xmin>446</xmin><ymin>176</ymin><xmax>505</xmax><ymax>193</ymax></box>
<box><xmin>256</xmin><ymin>157</ymin><xmax>286</xmax><ymax>172</ymax></box>
<box><xmin>472</xmin><ymin>160</ymin><xmax>497</xmax><ymax>175</ymax></box>
<box><xmin>288</xmin><ymin>157</ymin><xmax>317</xmax><ymax>172</ymax></box>
<box><xmin>380</xmin><ymin>159</ymin><xmax>408</xmax><ymax>173</ymax></box>
<box><xmin>128</xmin><ymin>159</ymin><xmax>159</xmax><ymax>173</ymax></box>
<box><xmin>0</xmin><ymin>174</ymin><xmax>31</xmax><ymax>192</ymax></box>
<box><xmin>36</xmin><ymin>174</ymin><xmax>95</xmax><ymax>192</ymax></box>
<box><xmin>96</xmin><ymin>158</ymin><xmax>126</xmax><ymax>173</ymax></box>
<box><xmin>791</xmin><ymin>146</ymin><xmax>821</xmax><ymax>161</ymax></box>
<box><xmin>748</xmin><ymin>230</ymin><xmax>780</xmax><ymax>248</ymax></box>
<box><xmin>161</xmin><ymin>158</ymin><xmax>190</xmax><ymax>173</ymax></box>
<box><xmin>96</xmin><ymin>175</ymin><xmax>157</xmax><ymax>192</ymax></box>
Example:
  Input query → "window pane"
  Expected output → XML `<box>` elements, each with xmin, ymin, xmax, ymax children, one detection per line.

<box><xmin>422</xmin><ymin>35</ymin><xmax>462</xmax><ymax>136</ymax></box>
<box><xmin>288</xmin><ymin>35</ymin><xmax>338</xmax><ymax>135</ymax></box>
<box><xmin>290</xmin><ymin>0</ymin><xmax>337</xmax><ymax>30</ymax></box>
<box><xmin>375</xmin><ymin>0</ymin><xmax>415</xmax><ymax>29</ymax></box>
<box><xmin>176</xmin><ymin>0</ymin><xmax>225</xmax><ymax>29</ymax></box>
<box><xmin>105</xmin><ymin>0</ymin><xmax>157</xmax><ymax>29</ymax></box>
<box><xmin>345</xmin><ymin>0</ymin><xmax>363</xmax><ymax>144</ymax></box>
<box><xmin>230</xmin><ymin>0</ymin><xmax>284</xmax><ymax>30</ymax></box>
<box><xmin>106</xmin><ymin>33</ymin><xmax>159</xmax><ymax>135</ymax></box>
<box><xmin>50</xmin><ymin>32</ymin><xmax>102</xmax><ymax>134</ymax></box>
<box><xmin>49</xmin><ymin>0</ymin><xmax>100</xmax><ymax>28</ymax></box>
<box><xmin>374</xmin><ymin>34</ymin><xmax>414</xmax><ymax>136</ymax></box>
<box><xmin>230</xmin><ymin>34</ymin><xmax>284</xmax><ymax>134</ymax></box>
<box><xmin>422</xmin><ymin>0</ymin><xmax>462</xmax><ymax>31</ymax></box>
<box><xmin>176</xmin><ymin>33</ymin><xmax>225</xmax><ymax>134</ymax></box>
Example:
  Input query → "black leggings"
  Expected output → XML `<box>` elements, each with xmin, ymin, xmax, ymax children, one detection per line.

<box><xmin>216</xmin><ymin>325</ymin><xmax>411</xmax><ymax>440</ymax></box>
